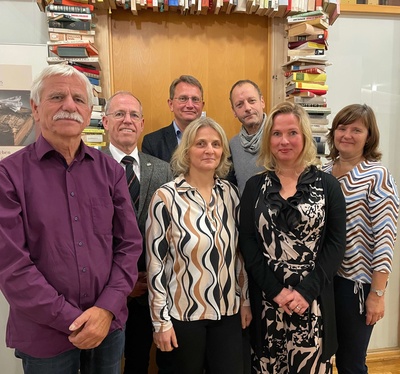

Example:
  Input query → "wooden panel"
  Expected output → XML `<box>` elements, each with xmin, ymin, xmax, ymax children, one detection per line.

<box><xmin>109</xmin><ymin>10</ymin><xmax>271</xmax><ymax>143</ymax></box>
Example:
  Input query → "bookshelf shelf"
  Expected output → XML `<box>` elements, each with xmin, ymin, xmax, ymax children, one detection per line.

<box><xmin>341</xmin><ymin>4</ymin><xmax>400</xmax><ymax>15</ymax></box>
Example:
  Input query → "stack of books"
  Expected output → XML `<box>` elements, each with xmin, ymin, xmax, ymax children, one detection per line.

<box><xmin>284</xmin><ymin>10</ymin><xmax>333</xmax><ymax>156</ymax></box>
<box><xmin>44</xmin><ymin>0</ymin><xmax>106</xmax><ymax>146</ymax></box>
<box><xmin>46</xmin><ymin>1</ymin><xmax>98</xmax><ymax>67</ymax></box>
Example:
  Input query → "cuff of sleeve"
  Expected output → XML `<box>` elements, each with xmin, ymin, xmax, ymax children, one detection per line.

<box><xmin>153</xmin><ymin>320</ymin><xmax>173</xmax><ymax>333</ymax></box>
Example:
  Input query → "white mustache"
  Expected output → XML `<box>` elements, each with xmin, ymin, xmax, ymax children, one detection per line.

<box><xmin>53</xmin><ymin>111</ymin><xmax>84</xmax><ymax>123</ymax></box>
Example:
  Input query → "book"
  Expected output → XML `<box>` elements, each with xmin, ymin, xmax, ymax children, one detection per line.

<box><xmin>305</xmin><ymin>106</ymin><xmax>331</xmax><ymax>116</ymax></box>
<box><xmin>323</xmin><ymin>0</ymin><xmax>338</xmax><ymax>17</ymax></box>
<box><xmin>282</xmin><ymin>56</ymin><xmax>330</xmax><ymax>68</ymax></box>
<box><xmin>290</xmin><ymin>41</ymin><xmax>326</xmax><ymax>50</ymax></box>
<box><xmin>286</xmin><ymin>22</ymin><xmax>324</xmax><ymax>37</ymax></box>
<box><xmin>307</xmin><ymin>0</ymin><xmax>316</xmax><ymax>10</ymax></box>
<box><xmin>287</xmin><ymin>94</ymin><xmax>327</xmax><ymax>106</ymax></box>
<box><xmin>69</xmin><ymin>63</ymin><xmax>100</xmax><ymax>75</ymax></box>
<box><xmin>287</xmin><ymin>48</ymin><xmax>325</xmax><ymax>57</ymax></box>
<box><xmin>287</xmin><ymin>8</ymin><xmax>327</xmax><ymax>17</ymax></box>
<box><xmin>169</xmin><ymin>0</ymin><xmax>179</xmax><ymax>10</ymax></box>
<box><xmin>288</xmin><ymin>29</ymin><xmax>328</xmax><ymax>43</ymax></box>
<box><xmin>285</xmin><ymin>66</ymin><xmax>325</xmax><ymax>75</ymax></box>
<box><xmin>200</xmin><ymin>0</ymin><xmax>209</xmax><ymax>14</ymax></box>
<box><xmin>49</xmin><ymin>31</ymin><xmax>95</xmax><ymax>43</ymax></box>
<box><xmin>289</xmin><ymin>88</ymin><xmax>327</xmax><ymax>96</ymax></box>
<box><xmin>309</xmin><ymin>117</ymin><xmax>329</xmax><ymax>125</ymax></box>
<box><xmin>48</xmin><ymin>19</ymin><xmax>92</xmax><ymax>31</ymax></box>
<box><xmin>47</xmin><ymin>56</ymin><xmax>100</xmax><ymax>69</ymax></box>
<box><xmin>53</xmin><ymin>0</ymin><xmax>95</xmax><ymax>11</ymax></box>
<box><xmin>88</xmin><ymin>77</ymin><xmax>100</xmax><ymax>85</ymax></box>
<box><xmin>288</xmin><ymin>35</ymin><xmax>328</xmax><ymax>49</ymax></box>
<box><xmin>287</xmin><ymin>11</ymin><xmax>328</xmax><ymax>23</ymax></box>
<box><xmin>47</xmin><ymin>4</ymin><xmax>92</xmax><ymax>13</ymax></box>
<box><xmin>286</xmin><ymin>81</ymin><xmax>328</xmax><ymax>94</ymax></box>
<box><xmin>46</xmin><ymin>11</ymin><xmax>92</xmax><ymax>21</ymax></box>
<box><xmin>286</xmin><ymin>72</ymin><xmax>327</xmax><ymax>83</ymax></box>
<box><xmin>48</xmin><ymin>27</ymin><xmax>95</xmax><ymax>35</ymax></box>
<box><xmin>48</xmin><ymin>40</ymin><xmax>98</xmax><ymax>57</ymax></box>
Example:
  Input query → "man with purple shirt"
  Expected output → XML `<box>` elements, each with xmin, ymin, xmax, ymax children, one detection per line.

<box><xmin>0</xmin><ymin>64</ymin><xmax>142</xmax><ymax>374</ymax></box>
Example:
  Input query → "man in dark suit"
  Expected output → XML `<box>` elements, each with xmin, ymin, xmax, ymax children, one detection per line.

<box><xmin>141</xmin><ymin>75</ymin><xmax>204</xmax><ymax>162</ymax></box>
<box><xmin>102</xmin><ymin>91</ymin><xmax>173</xmax><ymax>374</ymax></box>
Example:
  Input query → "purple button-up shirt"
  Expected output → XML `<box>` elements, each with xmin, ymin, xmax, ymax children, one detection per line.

<box><xmin>0</xmin><ymin>135</ymin><xmax>142</xmax><ymax>358</ymax></box>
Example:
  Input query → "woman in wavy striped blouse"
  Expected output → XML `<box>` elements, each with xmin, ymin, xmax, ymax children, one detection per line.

<box><xmin>145</xmin><ymin>117</ymin><xmax>251</xmax><ymax>374</ymax></box>
<box><xmin>322</xmin><ymin>104</ymin><xmax>399</xmax><ymax>374</ymax></box>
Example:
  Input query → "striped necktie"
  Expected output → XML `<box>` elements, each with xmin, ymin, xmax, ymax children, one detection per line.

<box><xmin>121</xmin><ymin>156</ymin><xmax>140</xmax><ymax>211</ymax></box>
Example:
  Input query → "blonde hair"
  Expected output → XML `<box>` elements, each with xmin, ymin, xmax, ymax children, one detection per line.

<box><xmin>258</xmin><ymin>101</ymin><xmax>318</xmax><ymax>171</ymax></box>
<box><xmin>171</xmin><ymin>117</ymin><xmax>231</xmax><ymax>177</ymax></box>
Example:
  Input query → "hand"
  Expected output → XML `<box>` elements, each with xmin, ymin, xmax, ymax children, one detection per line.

<box><xmin>153</xmin><ymin>327</ymin><xmax>178</xmax><ymax>352</ymax></box>
<box><xmin>68</xmin><ymin>306</ymin><xmax>113</xmax><ymax>349</ymax></box>
<box><xmin>240</xmin><ymin>305</ymin><xmax>252</xmax><ymax>329</ymax></box>
<box><xmin>287</xmin><ymin>289</ymin><xmax>309</xmax><ymax>316</ymax></box>
<box><xmin>365</xmin><ymin>292</ymin><xmax>385</xmax><ymax>325</ymax></box>
<box><xmin>129</xmin><ymin>271</ymin><xmax>148</xmax><ymax>297</ymax></box>
<box><xmin>273</xmin><ymin>287</ymin><xmax>294</xmax><ymax>315</ymax></box>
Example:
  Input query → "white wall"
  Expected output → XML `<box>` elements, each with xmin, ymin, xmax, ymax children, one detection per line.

<box><xmin>327</xmin><ymin>14</ymin><xmax>400</xmax><ymax>349</ymax></box>
<box><xmin>0</xmin><ymin>1</ymin><xmax>47</xmax><ymax>373</ymax></box>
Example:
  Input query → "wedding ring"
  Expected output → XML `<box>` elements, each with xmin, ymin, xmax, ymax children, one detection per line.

<box><xmin>296</xmin><ymin>306</ymin><xmax>301</xmax><ymax>310</ymax></box>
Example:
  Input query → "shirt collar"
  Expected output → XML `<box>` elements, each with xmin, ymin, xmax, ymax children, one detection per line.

<box><xmin>109</xmin><ymin>143</ymin><xmax>139</xmax><ymax>166</ymax></box>
<box><xmin>35</xmin><ymin>134</ymin><xmax>94</xmax><ymax>162</ymax></box>
<box><xmin>172</xmin><ymin>121</ymin><xmax>183</xmax><ymax>143</ymax></box>
<box><xmin>175</xmin><ymin>174</ymin><xmax>225</xmax><ymax>194</ymax></box>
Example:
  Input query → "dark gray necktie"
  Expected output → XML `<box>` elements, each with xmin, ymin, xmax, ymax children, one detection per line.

<box><xmin>121</xmin><ymin>156</ymin><xmax>140</xmax><ymax>211</ymax></box>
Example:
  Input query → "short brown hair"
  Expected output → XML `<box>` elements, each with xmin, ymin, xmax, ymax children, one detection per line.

<box><xmin>326</xmin><ymin>104</ymin><xmax>382</xmax><ymax>161</ymax></box>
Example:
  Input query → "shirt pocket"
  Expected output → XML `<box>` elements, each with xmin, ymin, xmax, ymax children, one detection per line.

<box><xmin>91</xmin><ymin>197</ymin><xmax>114</xmax><ymax>235</ymax></box>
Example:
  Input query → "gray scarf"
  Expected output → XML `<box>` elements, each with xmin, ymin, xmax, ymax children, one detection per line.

<box><xmin>239</xmin><ymin>113</ymin><xmax>267</xmax><ymax>155</ymax></box>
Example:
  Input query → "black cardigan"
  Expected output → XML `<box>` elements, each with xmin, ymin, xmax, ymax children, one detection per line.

<box><xmin>239</xmin><ymin>169</ymin><xmax>347</xmax><ymax>361</ymax></box>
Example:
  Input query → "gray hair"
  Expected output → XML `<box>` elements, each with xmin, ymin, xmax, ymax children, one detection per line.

<box><xmin>30</xmin><ymin>64</ymin><xmax>94</xmax><ymax>107</ymax></box>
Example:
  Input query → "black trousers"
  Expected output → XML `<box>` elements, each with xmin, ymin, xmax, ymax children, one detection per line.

<box><xmin>334</xmin><ymin>276</ymin><xmax>375</xmax><ymax>374</ymax></box>
<box><xmin>170</xmin><ymin>314</ymin><xmax>244</xmax><ymax>374</ymax></box>
<box><xmin>123</xmin><ymin>298</ymin><xmax>154</xmax><ymax>374</ymax></box>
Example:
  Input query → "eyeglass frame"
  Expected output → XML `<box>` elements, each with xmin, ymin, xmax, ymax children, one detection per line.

<box><xmin>173</xmin><ymin>96</ymin><xmax>203</xmax><ymax>105</ymax></box>
<box><xmin>104</xmin><ymin>110</ymin><xmax>143</xmax><ymax>121</ymax></box>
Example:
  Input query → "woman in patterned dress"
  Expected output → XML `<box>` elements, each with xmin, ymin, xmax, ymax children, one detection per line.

<box><xmin>239</xmin><ymin>101</ymin><xmax>347</xmax><ymax>374</ymax></box>
<box><xmin>322</xmin><ymin>104</ymin><xmax>399</xmax><ymax>374</ymax></box>
<box><xmin>145</xmin><ymin>117</ymin><xmax>252</xmax><ymax>374</ymax></box>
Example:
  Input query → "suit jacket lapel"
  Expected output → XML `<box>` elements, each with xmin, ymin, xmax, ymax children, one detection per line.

<box><xmin>165</xmin><ymin>123</ymin><xmax>178</xmax><ymax>158</ymax></box>
<box><xmin>138</xmin><ymin>153</ymin><xmax>152</xmax><ymax>218</ymax></box>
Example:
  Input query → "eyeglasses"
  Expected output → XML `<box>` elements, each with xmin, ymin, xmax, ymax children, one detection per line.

<box><xmin>173</xmin><ymin>96</ymin><xmax>202</xmax><ymax>104</ymax></box>
<box><xmin>105</xmin><ymin>110</ymin><xmax>142</xmax><ymax>121</ymax></box>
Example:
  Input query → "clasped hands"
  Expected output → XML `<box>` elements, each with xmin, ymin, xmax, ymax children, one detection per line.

<box><xmin>273</xmin><ymin>288</ymin><xmax>309</xmax><ymax>316</ymax></box>
<box><xmin>68</xmin><ymin>306</ymin><xmax>113</xmax><ymax>350</ymax></box>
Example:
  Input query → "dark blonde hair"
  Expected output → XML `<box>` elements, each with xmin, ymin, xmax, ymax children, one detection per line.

<box><xmin>258</xmin><ymin>101</ymin><xmax>318</xmax><ymax>171</ymax></box>
<box><xmin>169</xmin><ymin>75</ymin><xmax>203</xmax><ymax>100</ymax></box>
<box><xmin>171</xmin><ymin>117</ymin><xmax>231</xmax><ymax>177</ymax></box>
<box><xmin>326</xmin><ymin>104</ymin><xmax>382</xmax><ymax>161</ymax></box>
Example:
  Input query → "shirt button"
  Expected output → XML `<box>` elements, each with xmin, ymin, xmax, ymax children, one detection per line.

<box><xmin>82</xmin><ymin>267</ymin><xmax>86</xmax><ymax>273</ymax></box>
<box><xmin>70</xmin><ymin>192</ymin><xmax>75</xmax><ymax>197</ymax></box>
<box><xmin>74</xmin><ymin>216</ymin><xmax>79</xmax><ymax>221</ymax></box>
<box><xmin>83</xmin><ymin>293</ymin><xmax>88</xmax><ymax>297</ymax></box>
<box><xmin>78</xmin><ymin>241</ymin><xmax>83</xmax><ymax>247</ymax></box>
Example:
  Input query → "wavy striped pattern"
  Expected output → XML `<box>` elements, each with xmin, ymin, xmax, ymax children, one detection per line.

<box><xmin>323</xmin><ymin>160</ymin><xmax>399</xmax><ymax>283</ymax></box>
<box><xmin>145</xmin><ymin>175</ymin><xmax>248</xmax><ymax>332</ymax></box>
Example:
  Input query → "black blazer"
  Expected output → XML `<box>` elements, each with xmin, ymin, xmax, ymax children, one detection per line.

<box><xmin>141</xmin><ymin>123</ymin><xmax>178</xmax><ymax>163</ymax></box>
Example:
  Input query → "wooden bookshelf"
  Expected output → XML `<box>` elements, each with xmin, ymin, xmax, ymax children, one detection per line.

<box><xmin>341</xmin><ymin>4</ymin><xmax>400</xmax><ymax>15</ymax></box>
